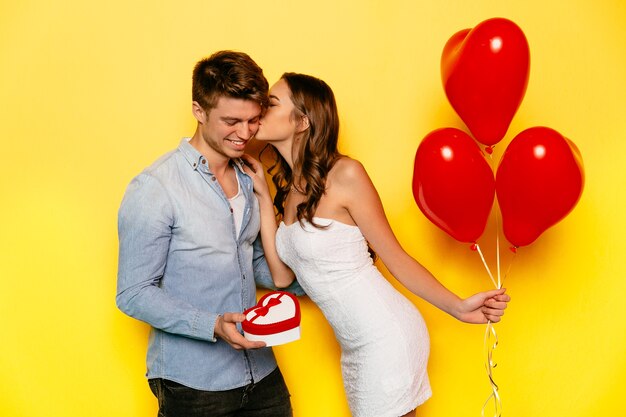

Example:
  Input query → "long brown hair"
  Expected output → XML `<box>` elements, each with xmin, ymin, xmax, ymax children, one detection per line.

<box><xmin>265</xmin><ymin>73</ymin><xmax>342</xmax><ymax>226</ymax></box>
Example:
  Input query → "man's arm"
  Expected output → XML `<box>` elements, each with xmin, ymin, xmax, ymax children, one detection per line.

<box><xmin>116</xmin><ymin>174</ymin><xmax>219</xmax><ymax>342</ymax></box>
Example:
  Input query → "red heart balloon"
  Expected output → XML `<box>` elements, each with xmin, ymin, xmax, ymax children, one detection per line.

<box><xmin>496</xmin><ymin>127</ymin><xmax>584</xmax><ymax>247</ymax></box>
<box><xmin>413</xmin><ymin>128</ymin><xmax>495</xmax><ymax>243</ymax></box>
<box><xmin>441</xmin><ymin>18</ymin><xmax>530</xmax><ymax>147</ymax></box>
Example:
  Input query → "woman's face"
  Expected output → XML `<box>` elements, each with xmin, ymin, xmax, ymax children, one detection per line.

<box><xmin>255</xmin><ymin>79</ymin><xmax>298</xmax><ymax>143</ymax></box>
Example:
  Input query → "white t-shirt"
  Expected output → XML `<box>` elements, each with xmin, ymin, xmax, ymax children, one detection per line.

<box><xmin>229</xmin><ymin>174</ymin><xmax>246</xmax><ymax>237</ymax></box>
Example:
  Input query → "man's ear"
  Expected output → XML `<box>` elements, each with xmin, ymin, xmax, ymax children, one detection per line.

<box><xmin>192</xmin><ymin>101</ymin><xmax>207</xmax><ymax>123</ymax></box>
<box><xmin>297</xmin><ymin>115</ymin><xmax>310</xmax><ymax>133</ymax></box>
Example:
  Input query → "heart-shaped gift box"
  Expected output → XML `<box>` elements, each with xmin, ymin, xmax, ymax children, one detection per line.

<box><xmin>242</xmin><ymin>291</ymin><xmax>301</xmax><ymax>346</ymax></box>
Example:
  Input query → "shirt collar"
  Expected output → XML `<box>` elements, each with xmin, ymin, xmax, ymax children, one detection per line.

<box><xmin>178</xmin><ymin>138</ymin><xmax>204</xmax><ymax>170</ymax></box>
<box><xmin>177</xmin><ymin>137</ymin><xmax>247</xmax><ymax>175</ymax></box>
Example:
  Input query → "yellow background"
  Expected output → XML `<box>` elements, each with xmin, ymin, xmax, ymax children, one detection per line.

<box><xmin>1</xmin><ymin>0</ymin><xmax>624</xmax><ymax>416</ymax></box>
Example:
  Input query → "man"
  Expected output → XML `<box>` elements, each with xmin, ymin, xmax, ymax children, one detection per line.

<box><xmin>117</xmin><ymin>50</ymin><xmax>303</xmax><ymax>417</ymax></box>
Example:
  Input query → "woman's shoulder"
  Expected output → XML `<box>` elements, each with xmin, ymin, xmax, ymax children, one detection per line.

<box><xmin>332</xmin><ymin>156</ymin><xmax>367</xmax><ymax>176</ymax></box>
<box><xmin>329</xmin><ymin>156</ymin><xmax>370</xmax><ymax>187</ymax></box>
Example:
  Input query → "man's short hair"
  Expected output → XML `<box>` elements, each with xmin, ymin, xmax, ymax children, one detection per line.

<box><xmin>192</xmin><ymin>50</ymin><xmax>269</xmax><ymax>111</ymax></box>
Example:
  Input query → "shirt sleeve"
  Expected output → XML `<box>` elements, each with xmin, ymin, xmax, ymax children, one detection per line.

<box><xmin>251</xmin><ymin>234</ymin><xmax>306</xmax><ymax>297</ymax></box>
<box><xmin>116</xmin><ymin>173</ymin><xmax>219</xmax><ymax>342</ymax></box>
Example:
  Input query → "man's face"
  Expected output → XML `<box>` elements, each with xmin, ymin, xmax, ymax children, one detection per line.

<box><xmin>195</xmin><ymin>96</ymin><xmax>262</xmax><ymax>161</ymax></box>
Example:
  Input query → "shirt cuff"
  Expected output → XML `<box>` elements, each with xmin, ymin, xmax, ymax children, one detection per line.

<box><xmin>191</xmin><ymin>311</ymin><xmax>218</xmax><ymax>342</ymax></box>
<box><xmin>207</xmin><ymin>313</ymin><xmax>219</xmax><ymax>343</ymax></box>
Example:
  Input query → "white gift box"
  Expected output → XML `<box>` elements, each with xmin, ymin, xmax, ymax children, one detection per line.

<box><xmin>242</xmin><ymin>291</ymin><xmax>301</xmax><ymax>346</ymax></box>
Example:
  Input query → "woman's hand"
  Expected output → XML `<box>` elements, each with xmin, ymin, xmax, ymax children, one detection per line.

<box><xmin>455</xmin><ymin>288</ymin><xmax>511</xmax><ymax>324</ymax></box>
<box><xmin>240</xmin><ymin>154</ymin><xmax>271</xmax><ymax>202</ymax></box>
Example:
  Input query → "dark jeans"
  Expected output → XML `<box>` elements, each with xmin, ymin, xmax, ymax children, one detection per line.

<box><xmin>148</xmin><ymin>368</ymin><xmax>293</xmax><ymax>417</ymax></box>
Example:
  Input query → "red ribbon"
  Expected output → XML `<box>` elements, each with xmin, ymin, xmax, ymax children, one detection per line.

<box><xmin>249</xmin><ymin>295</ymin><xmax>283</xmax><ymax>322</ymax></box>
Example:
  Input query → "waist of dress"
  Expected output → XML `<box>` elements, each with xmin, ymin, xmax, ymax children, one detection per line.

<box><xmin>305</xmin><ymin>263</ymin><xmax>392</xmax><ymax>305</ymax></box>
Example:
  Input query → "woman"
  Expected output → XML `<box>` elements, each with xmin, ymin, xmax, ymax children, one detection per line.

<box><xmin>241</xmin><ymin>73</ymin><xmax>510</xmax><ymax>417</ymax></box>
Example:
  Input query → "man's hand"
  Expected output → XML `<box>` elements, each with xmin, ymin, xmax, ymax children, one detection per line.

<box><xmin>214</xmin><ymin>312</ymin><xmax>266</xmax><ymax>350</ymax></box>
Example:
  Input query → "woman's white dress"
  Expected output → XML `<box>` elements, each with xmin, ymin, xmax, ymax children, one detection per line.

<box><xmin>276</xmin><ymin>217</ymin><xmax>431</xmax><ymax>417</ymax></box>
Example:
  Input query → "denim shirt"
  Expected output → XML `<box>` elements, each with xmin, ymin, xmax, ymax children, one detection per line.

<box><xmin>117</xmin><ymin>138</ymin><xmax>304</xmax><ymax>390</ymax></box>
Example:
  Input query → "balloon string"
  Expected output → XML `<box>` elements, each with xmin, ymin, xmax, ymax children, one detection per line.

<box><xmin>481</xmin><ymin>183</ymin><xmax>518</xmax><ymax>417</ymax></box>
<box><xmin>502</xmin><ymin>250</ymin><xmax>517</xmax><ymax>283</ymax></box>
<box><xmin>487</xmin><ymin>150</ymin><xmax>502</xmax><ymax>290</ymax></box>
<box><xmin>481</xmin><ymin>320</ymin><xmax>501</xmax><ymax>417</ymax></box>
<box><xmin>495</xmin><ymin>208</ymin><xmax>502</xmax><ymax>289</ymax></box>
<box><xmin>481</xmin><ymin>151</ymin><xmax>503</xmax><ymax>417</ymax></box>
<box><xmin>474</xmin><ymin>243</ymin><xmax>497</xmax><ymax>288</ymax></box>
